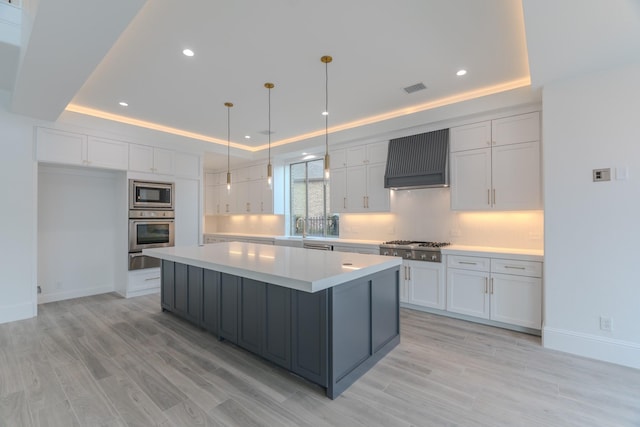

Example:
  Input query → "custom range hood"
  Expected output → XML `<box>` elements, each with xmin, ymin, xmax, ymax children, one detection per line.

<box><xmin>384</xmin><ymin>128</ymin><xmax>449</xmax><ymax>190</ymax></box>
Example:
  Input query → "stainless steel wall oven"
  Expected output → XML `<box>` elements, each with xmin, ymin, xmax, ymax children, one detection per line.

<box><xmin>128</xmin><ymin>179</ymin><xmax>175</xmax><ymax>270</ymax></box>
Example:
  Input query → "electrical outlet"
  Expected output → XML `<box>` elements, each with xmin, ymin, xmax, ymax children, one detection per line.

<box><xmin>37</xmin><ymin>285</ymin><xmax>42</xmax><ymax>294</ymax></box>
<box><xmin>593</xmin><ymin>168</ymin><xmax>611</xmax><ymax>182</ymax></box>
<box><xmin>600</xmin><ymin>316</ymin><xmax>613</xmax><ymax>332</ymax></box>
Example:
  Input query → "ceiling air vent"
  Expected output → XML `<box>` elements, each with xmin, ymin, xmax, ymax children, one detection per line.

<box><xmin>403</xmin><ymin>82</ymin><xmax>426</xmax><ymax>94</ymax></box>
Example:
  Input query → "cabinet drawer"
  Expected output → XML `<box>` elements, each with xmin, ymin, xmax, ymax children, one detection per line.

<box><xmin>129</xmin><ymin>268</ymin><xmax>161</xmax><ymax>292</ymax></box>
<box><xmin>491</xmin><ymin>259</ymin><xmax>542</xmax><ymax>278</ymax></box>
<box><xmin>447</xmin><ymin>255</ymin><xmax>490</xmax><ymax>272</ymax></box>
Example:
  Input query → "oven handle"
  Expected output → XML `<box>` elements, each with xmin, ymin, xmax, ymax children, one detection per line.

<box><xmin>129</xmin><ymin>253</ymin><xmax>146</xmax><ymax>258</ymax></box>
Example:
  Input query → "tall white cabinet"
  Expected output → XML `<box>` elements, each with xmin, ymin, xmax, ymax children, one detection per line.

<box><xmin>330</xmin><ymin>140</ymin><xmax>390</xmax><ymax>213</ymax></box>
<box><xmin>450</xmin><ymin>112</ymin><xmax>542</xmax><ymax>210</ymax></box>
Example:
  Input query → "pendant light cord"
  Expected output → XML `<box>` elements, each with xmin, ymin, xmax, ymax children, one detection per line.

<box><xmin>325</xmin><ymin>60</ymin><xmax>329</xmax><ymax>156</ymax></box>
<box><xmin>227</xmin><ymin>105</ymin><xmax>230</xmax><ymax>173</ymax></box>
<box><xmin>268</xmin><ymin>86</ymin><xmax>271</xmax><ymax>162</ymax></box>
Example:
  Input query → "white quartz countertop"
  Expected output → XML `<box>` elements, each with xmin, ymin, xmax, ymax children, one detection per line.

<box><xmin>205</xmin><ymin>233</ymin><xmax>382</xmax><ymax>247</ymax></box>
<box><xmin>144</xmin><ymin>242</ymin><xmax>401</xmax><ymax>293</ymax></box>
<box><xmin>441</xmin><ymin>245</ymin><xmax>544</xmax><ymax>262</ymax></box>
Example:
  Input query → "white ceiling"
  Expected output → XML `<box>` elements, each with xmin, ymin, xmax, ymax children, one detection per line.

<box><xmin>7</xmin><ymin>1</ymin><xmax>638</xmax><ymax>170</ymax></box>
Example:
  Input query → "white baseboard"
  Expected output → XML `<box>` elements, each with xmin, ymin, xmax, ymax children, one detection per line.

<box><xmin>543</xmin><ymin>326</ymin><xmax>640</xmax><ymax>370</ymax></box>
<box><xmin>0</xmin><ymin>301</ymin><xmax>36</xmax><ymax>324</ymax></box>
<box><xmin>125</xmin><ymin>287</ymin><xmax>160</xmax><ymax>299</ymax></box>
<box><xmin>37</xmin><ymin>285</ymin><xmax>114</xmax><ymax>304</ymax></box>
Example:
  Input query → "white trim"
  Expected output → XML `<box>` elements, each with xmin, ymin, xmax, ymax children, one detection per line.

<box><xmin>0</xmin><ymin>301</ymin><xmax>36</xmax><ymax>324</ymax></box>
<box><xmin>543</xmin><ymin>327</ymin><xmax>640</xmax><ymax>370</ymax></box>
<box><xmin>37</xmin><ymin>285</ymin><xmax>114</xmax><ymax>304</ymax></box>
<box><xmin>125</xmin><ymin>287</ymin><xmax>160</xmax><ymax>299</ymax></box>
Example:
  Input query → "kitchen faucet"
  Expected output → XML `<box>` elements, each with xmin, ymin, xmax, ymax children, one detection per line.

<box><xmin>296</xmin><ymin>217</ymin><xmax>307</xmax><ymax>237</ymax></box>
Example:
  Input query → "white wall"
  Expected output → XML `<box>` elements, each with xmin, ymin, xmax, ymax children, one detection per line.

<box><xmin>37</xmin><ymin>164</ymin><xmax>124</xmax><ymax>303</ymax></box>
<box><xmin>542</xmin><ymin>62</ymin><xmax>640</xmax><ymax>368</ymax></box>
<box><xmin>0</xmin><ymin>93</ymin><xmax>36</xmax><ymax>323</ymax></box>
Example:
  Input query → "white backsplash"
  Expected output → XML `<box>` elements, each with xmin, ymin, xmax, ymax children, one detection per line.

<box><xmin>206</xmin><ymin>188</ymin><xmax>543</xmax><ymax>249</ymax></box>
<box><xmin>339</xmin><ymin>187</ymin><xmax>544</xmax><ymax>249</ymax></box>
<box><xmin>210</xmin><ymin>215</ymin><xmax>285</xmax><ymax>236</ymax></box>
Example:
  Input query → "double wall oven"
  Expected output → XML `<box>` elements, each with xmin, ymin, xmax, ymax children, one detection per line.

<box><xmin>128</xmin><ymin>180</ymin><xmax>175</xmax><ymax>270</ymax></box>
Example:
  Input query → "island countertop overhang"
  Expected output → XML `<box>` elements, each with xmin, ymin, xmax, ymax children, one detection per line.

<box><xmin>144</xmin><ymin>242</ymin><xmax>402</xmax><ymax>293</ymax></box>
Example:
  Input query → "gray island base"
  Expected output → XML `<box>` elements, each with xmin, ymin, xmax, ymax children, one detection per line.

<box><xmin>145</xmin><ymin>243</ymin><xmax>401</xmax><ymax>399</ymax></box>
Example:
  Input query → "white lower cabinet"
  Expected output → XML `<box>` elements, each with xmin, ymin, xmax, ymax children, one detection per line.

<box><xmin>401</xmin><ymin>260</ymin><xmax>446</xmax><ymax>310</ymax></box>
<box><xmin>446</xmin><ymin>254</ymin><xmax>542</xmax><ymax>329</ymax></box>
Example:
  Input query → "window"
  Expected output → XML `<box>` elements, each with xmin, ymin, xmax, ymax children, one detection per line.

<box><xmin>290</xmin><ymin>159</ymin><xmax>339</xmax><ymax>237</ymax></box>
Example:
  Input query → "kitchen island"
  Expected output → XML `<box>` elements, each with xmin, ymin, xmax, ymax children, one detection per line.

<box><xmin>144</xmin><ymin>242</ymin><xmax>402</xmax><ymax>399</ymax></box>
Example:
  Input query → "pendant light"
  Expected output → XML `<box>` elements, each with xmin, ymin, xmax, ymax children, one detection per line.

<box><xmin>224</xmin><ymin>102</ymin><xmax>233</xmax><ymax>192</ymax></box>
<box><xmin>265</xmin><ymin>82</ymin><xmax>274</xmax><ymax>189</ymax></box>
<box><xmin>321</xmin><ymin>55</ymin><xmax>332</xmax><ymax>181</ymax></box>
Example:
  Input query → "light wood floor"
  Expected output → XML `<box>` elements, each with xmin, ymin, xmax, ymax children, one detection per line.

<box><xmin>0</xmin><ymin>293</ymin><xmax>638</xmax><ymax>427</ymax></box>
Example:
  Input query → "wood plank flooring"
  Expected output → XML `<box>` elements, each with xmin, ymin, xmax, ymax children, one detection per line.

<box><xmin>0</xmin><ymin>292</ymin><xmax>638</xmax><ymax>426</ymax></box>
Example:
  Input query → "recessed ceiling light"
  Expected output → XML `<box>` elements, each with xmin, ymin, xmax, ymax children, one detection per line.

<box><xmin>456</xmin><ymin>69</ymin><xmax>467</xmax><ymax>76</ymax></box>
<box><xmin>302</xmin><ymin>152</ymin><xmax>308</xmax><ymax>155</ymax></box>
<box><xmin>322</xmin><ymin>111</ymin><xmax>329</xmax><ymax>116</ymax></box>
<box><xmin>182</xmin><ymin>48</ymin><xmax>194</xmax><ymax>57</ymax></box>
<box><xmin>244</xmin><ymin>135</ymin><xmax>251</xmax><ymax>139</ymax></box>
<box><xmin>118</xmin><ymin>101</ymin><xmax>128</xmax><ymax>107</ymax></box>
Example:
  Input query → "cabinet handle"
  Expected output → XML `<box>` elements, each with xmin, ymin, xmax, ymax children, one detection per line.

<box><xmin>490</xmin><ymin>277</ymin><xmax>494</xmax><ymax>294</ymax></box>
<box><xmin>484</xmin><ymin>277</ymin><xmax>488</xmax><ymax>294</ymax></box>
<box><xmin>225</xmin><ymin>203</ymin><xmax>229</xmax><ymax>213</ymax></box>
<box><xmin>366</xmin><ymin>196</ymin><xmax>369</xmax><ymax>208</ymax></box>
<box><xmin>487</xmin><ymin>189</ymin><xmax>491</xmax><ymax>205</ymax></box>
<box><xmin>145</xmin><ymin>276</ymin><xmax>161</xmax><ymax>281</ymax></box>
<box><xmin>407</xmin><ymin>266</ymin><xmax>411</xmax><ymax>281</ymax></box>
<box><xmin>492</xmin><ymin>189</ymin><xmax>496</xmax><ymax>205</ymax></box>
<box><xmin>459</xmin><ymin>261</ymin><xmax>478</xmax><ymax>265</ymax></box>
<box><xmin>505</xmin><ymin>265</ymin><xmax>526</xmax><ymax>270</ymax></box>
<box><xmin>343</xmin><ymin>197</ymin><xmax>347</xmax><ymax>209</ymax></box>
<box><xmin>246</xmin><ymin>202</ymin><xmax>250</xmax><ymax>212</ymax></box>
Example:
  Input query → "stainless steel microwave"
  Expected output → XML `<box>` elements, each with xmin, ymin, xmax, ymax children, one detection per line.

<box><xmin>129</xmin><ymin>180</ymin><xmax>174</xmax><ymax>210</ymax></box>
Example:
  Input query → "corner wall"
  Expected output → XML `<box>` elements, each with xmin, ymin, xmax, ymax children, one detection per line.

<box><xmin>542</xmin><ymin>62</ymin><xmax>640</xmax><ymax>368</ymax></box>
<box><xmin>0</xmin><ymin>93</ymin><xmax>37</xmax><ymax>323</ymax></box>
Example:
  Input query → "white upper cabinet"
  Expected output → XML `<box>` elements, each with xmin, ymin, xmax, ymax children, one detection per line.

<box><xmin>346</xmin><ymin>140</ymin><xmax>388</xmax><ymax>166</ymax></box>
<box><xmin>205</xmin><ymin>162</ymin><xmax>276</xmax><ymax>215</ymax></box>
<box><xmin>330</xmin><ymin>140</ymin><xmax>389</xmax><ymax>213</ymax></box>
<box><xmin>449</xmin><ymin>121</ymin><xmax>491</xmax><ymax>152</ymax></box>
<box><xmin>36</xmin><ymin>127</ymin><xmax>86</xmax><ymax>165</ymax></box>
<box><xmin>36</xmin><ymin>128</ymin><xmax>128</xmax><ymax>170</ymax></box>
<box><xmin>86</xmin><ymin>137</ymin><xmax>129</xmax><ymax>170</ymax></box>
<box><xmin>450</xmin><ymin>112</ymin><xmax>541</xmax><ymax>211</ymax></box>
<box><xmin>129</xmin><ymin>144</ymin><xmax>175</xmax><ymax>175</ymax></box>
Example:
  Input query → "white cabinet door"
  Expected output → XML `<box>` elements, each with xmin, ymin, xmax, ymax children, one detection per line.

<box><xmin>346</xmin><ymin>145</ymin><xmax>367</xmax><ymax>167</ymax></box>
<box><xmin>450</xmin><ymin>121</ymin><xmax>491</xmax><ymax>152</ymax></box>
<box><xmin>205</xmin><ymin>185</ymin><xmax>218</xmax><ymax>215</ymax></box>
<box><xmin>233</xmin><ymin>181</ymin><xmax>250</xmax><ymax>214</ymax></box>
<box><xmin>366</xmin><ymin>141</ymin><xmax>388</xmax><ymax>164</ymax></box>
<box><xmin>346</xmin><ymin>165</ymin><xmax>367</xmax><ymax>212</ymax></box>
<box><xmin>129</xmin><ymin>144</ymin><xmax>155</xmax><ymax>173</ymax></box>
<box><xmin>86</xmin><ymin>136</ymin><xmax>128</xmax><ymax>170</ymax></box>
<box><xmin>407</xmin><ymin>261</ymin><xmax>446</xmax><ymax>310</ymax></box>
<box><xmin>329</xmin><ymin>167</ymin><xmax>347</xmax><ymax>213</ymax></box>
<box><xmin>153</xmin><ymin>148</ymin><xmax>175</xmax><ymax>175</ymax></box>
<box><xmin>399</xmin><ymin>265</ymin><xmax>409</xmax><ymax>303</ymax></box>
<box><xmin>492</xmin><ymin>141</ymin><xmax>542</xmax><ymax>210</ymax></box>
<box><xmin>331</xmin><ymin>148</ymin><xmax>347</xmax><ymax>169</ymax></box>
<box><xmin>175</xmin><ymin>152</ymin><xmax>200</xmax><ymax>179</ymax></box>
<box><xmin>446</xmin><ymin>269</ymin><xmax>490</xmax><ymax>319</ymax></box>
<box><xmin>491</xmin><ymin>112</ymin><xmax>540</xmax><ymax>147</ymax></box>
<box><xmin>248</xmin><ymin>179</ymin><xmax>273</xmax><ymax>214</ymax></box>
<box><xmin>490</xmin><ymin>273</ymin><xmax>542</xmax><ymax>329</ymax></box>
<box><xmin>36</xmin><ymin>128</ymin><xmax>86</xmax><ymax>165</ymax></box>
<box><xmin>174</xmin><ymin>178</ymin><xmax>200</xmax><ymax>246</ymax></box>
<box><xmin>366</xmin><ymin>162</ymin><xmax>389</xmax><ymax>211</ymax></box>
<box><xmin>219</xmin><ymin>186</ymin><xmax>232</xmax><ymax>214</ymax></box>
<box><xmin>450</xmin><ymin>148</ymin><xmax>492</xmax><ymax>210</ymax></box>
